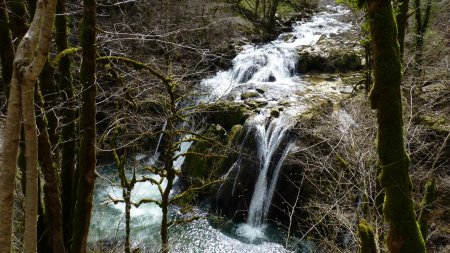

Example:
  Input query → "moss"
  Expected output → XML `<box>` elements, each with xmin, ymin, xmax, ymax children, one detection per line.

<box><xmin>417</xmin><ymin>114</ymin><xmax>450</xmax><ymax>133</ymax></box>
<box><xmin>182</xmin><ymin>124</ymin><xmax>227</xmax><ymax>181</ymax></box>
<box><xmin>277</xmin><ymin>3</ymin><xmax>295</xmax><ymax>18</ymax></box>
<box><xmin>418</xmin><ymin>178</ymin><xmax>436</xmax><ymax>240</ymax></box>
<box><xmin>204</xmin><ymin>102</ymin><xmax>250</xmax><ymax>131</ymax></box>
<box><xmin>240</xmin><ymin>91</ymin><xmax>261</xmax><ymax>100</ymax></box>
<box><xmin>358</xmin><ymin>219</ymin><xmax>377</xmax><ymax>253</ymax></box>
<box><xmin>336</xmin><ymin>154</ymin><xmax>349</xmax><ymax>169</ymax></box>
<box><xmin>367</xmin><ymin>0</ymin><xmax>426</xmax><ymax>251</ymax></box>
<box><xmin>228</xmin><ymin>124</ymin><xmax>243</xmax><ymax>146</ymax></box>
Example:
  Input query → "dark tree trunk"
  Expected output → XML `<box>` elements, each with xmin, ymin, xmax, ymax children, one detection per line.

<box><xmin>0</xmin><ymin>0</ymin><xmax>14</xmax><ymax>94</ymax></box>
<box><xmin>70</xmin><ymin>0</ymin><xmax>97</xmax><ymax>250</ymax></box>
<box><xmin>368</xmin><ymin>0</ymin><xmax>426</xmax><ymax>251</ymax></box>
<box><xmin>54</xmin><ymin>0</ymin><xmax>77</xmax><ymax>246</ymax></box>
<box><xmin>396</xmin><ymin>0</ymin><xmax>409</xmax><ymax>59</ymax></box>
<box><xmin>124</xmin><ymin>190</ymin><xmax>131</xmax><ymax>253</ymax></box>
<box><xmin>36</xmin><ymin>85</ymin><xmax>66</xmax><ymax>253</ymax></box>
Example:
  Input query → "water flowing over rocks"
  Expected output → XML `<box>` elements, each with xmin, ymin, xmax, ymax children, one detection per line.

<box><xmin>90</xmin><ymin>4</ymin><xmax>368</xmax><ymax>252</ymax></box>
<box><xmin>181</xmin><ymin>4</ymin><xmax>366</xmax><ymax>242</ymax></box>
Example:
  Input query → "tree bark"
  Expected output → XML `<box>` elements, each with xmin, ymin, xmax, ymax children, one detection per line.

<box><xmin>0</xmin><ymin>0</ymin><xmax>57</xmax><ymax>251</ymax></box>
<box><xmin>0</xmin><ymin>64</ymin><xmax>22</xmax><ymax>253</ymax></box>
<box><xmin>54</xmin><ymin>0</ymin><xmax>77</xmax><ymax>246</ymax></box>
<box><xmin>36</xmin><ymin>85</ymin><xmax>66</xmax><ymax>253</ymax></box>
<box><xmin>368</xmin><ymin>0</ymin><xmax>426</xmax><ymax>251</ymax></box>
<box><xmin>70</xmin><ymin>0</ymin><xmax>97</xmax><ymax>251</ymax></box>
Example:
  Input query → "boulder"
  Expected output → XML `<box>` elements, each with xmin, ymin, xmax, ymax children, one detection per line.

<box><xmin>201</xmin><ymin>102</ymin><xmax>250</xmax><ymax>131</ymax></box>
<box><xmin>298</xmin><ymin>37</ymin><xmax>364</xmax><ymax>73</ymax></box>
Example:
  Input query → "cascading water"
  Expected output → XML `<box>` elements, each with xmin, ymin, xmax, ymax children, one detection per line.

<box><xmin>200</xmin><ymin>5</ymin><xmax>353</xmax><ymax>241</ymax></box>
<box><xmin>202</xmin><ymin>5</ymin><xmax>351</xmax><ymax>102</ymax></box>
<box><xmin>246</xmin><ymin>113</ymin><xmax>293</xmax><ymax>227</ymax></box>
<box><xmin>90</xmin><ymin>5</ymin><xmax>355</xmax><ymax>252</ymax></box>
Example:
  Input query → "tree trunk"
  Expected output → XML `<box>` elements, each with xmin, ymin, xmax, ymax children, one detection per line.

<box><xmin>54</xmin><ymin>0</ymin><xmax>77</xmax><ymax>246</ymax></box>
<box><xmin>22</xmin><ymin>75</ymin><xmax>39</xmax><ymax>253</ymax></box>
<box><xmin>267</xmin><ymin>0</ymin><xmax>279</xmax><ymax>34</ymax></box>
<box><xmin>0</xmin><ymin>0</ymin><xmax>14</xmax><ymax>94</ymax></box>
<box><xmin>367</xmin><ymin>0</ymin><xmax>426</xmax><ymax>251</ymax></box>
<box><xmin>70</xmin><ymin>0</ymin><xmax>97</xmax><ymax>251</ymax></box>
<box><xmin>0</xmin><ymin>65</ymin><xmax>22</xmax><ymax>253</ymax></box>
<box><xmin>125</xmin><ymin>190</ymin><xmax>131</xmax><ymax>253</ymax></box>
<box><xmin>414</xmin><ymin>0</ymin><xmax>432</xmax><ymax>73</ymax></box>
<box><xmin>0</xmin><ymin>0</ymin><xmax>58</xmax><ymax>251</ymax></box>
<box><xmin>39</xmin><ymin>61</ymin><xmax>59</xmax><ymax>149</ymax></box>
<box><xmin>396</xmin><ymin>0</ymin><xmax>410</xmax><ymax>59</ymax></box>
<box><xmin>36</xmin><ymin>85</ymin><xmax>66</xmax><ymax>253</ymax></box>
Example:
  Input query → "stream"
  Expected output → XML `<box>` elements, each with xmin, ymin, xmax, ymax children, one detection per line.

<box><xmin>89</xmin><ymin>4</ymin><xmax>354</xmax><ymax>252</ymax></box>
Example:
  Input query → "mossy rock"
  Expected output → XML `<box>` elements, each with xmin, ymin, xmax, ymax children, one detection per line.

<box><xmin>298</xmin><ymin>38</ymin><xmax>364</xmax><ymax>73</ymax></box>
<box><xmin>295</xmin><ymin>98</ymin><xmax>333</xmax><ymax>124</ymax></box>
<box><xmin>181</xmin><ymin>124</ymin><xmax>244</xmax><ymax>189</ymax></box>
<box><xmin>417</xmin><ymin>114</ymin><xmax>450</xmax><ymax>134</ymax></box>
<box><xmin>182</xmin><ymin>124</ymin><xmax>227</xmax><ymax>182</ymax></box>
<box><xmin>240</xmin><ymin>91</ymin><xmax>261</xmax><ymax>100</ymax></box>
<box><xmin>202</xmin><ymin>102</ymin><xmax>250</xmax><ymax>131</ymax></box>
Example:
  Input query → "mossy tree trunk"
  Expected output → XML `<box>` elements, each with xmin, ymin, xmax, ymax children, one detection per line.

<box><xmin>358</xmin><ymin>219</ymin><xmax>377</xmax><ymax>253</ymax></box>
<box><xmin>54</xmin><ymin>0</ymin><xmax>77</xmax><ymax>247</ymax></box>
<box><xmin>39</xmin><ymin>61</ymin><xmax>59</xmax><ymax>149</ymax></box>
<box><xmin>367</xmin><ymin>0</ymin><xmax>426</xmax><ymax>251</ymax></box>
<box><xmin>70</xmin><ymin>0</ymin><xmax>97</xmax><ymax>251</ymax></box>
<box><xmin>0</xmin><ymin>0</ymin><xmax>15</xmax><ymax>94</ymax></box>
<box><xmin>35</xmin><ymin>83</ymin><xmax>66</xmax><ymax>252</ymax></box>
<box><xmin>418</xmin><ymin>178</ymin><xmax>436</xmax><ymax>242</ymax></box>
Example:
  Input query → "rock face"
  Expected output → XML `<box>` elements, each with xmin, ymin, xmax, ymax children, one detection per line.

<box><xmin>297</xmin><ymin>37</ymin><xmax>364</xmax><ymax>73</ymax></box>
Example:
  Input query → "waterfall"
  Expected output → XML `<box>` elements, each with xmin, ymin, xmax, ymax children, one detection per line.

<box><xmin>152</xmin><ymin>120</ymin><xmax>167</xmax><ymax>163</ymax></box>
<box><xmin>199</xmin><ymin>6</ymin><xmax>353</xmax><ymax>240</ymax></box>
<box><xmin>246</xmin><ymin>113</ymin><xmax>293</xmax><ymax>227</ymax></box>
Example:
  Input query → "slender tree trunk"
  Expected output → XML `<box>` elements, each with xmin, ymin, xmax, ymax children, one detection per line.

<box><xmin>54</xmin><ymin>0</ymin><xmax>77</xmax><ymax>246</ymax></box>
<box><xmin>160</xmin><ymin>171</ymin><xmax>175</xmax><ymax>253</ymax></box>
<box><xmin>0</xmin><ymin>67</ymin><xmax>22</xmax><ymax>253</ymax></box>
<box><xmin>0</xmin><ymin>0</ymin><xmax>58</xmax><ymax>251</ymax></box>
<box><xmin>368</xmin><ymin>0</ymin><xmax>426</xmax><ymax>251</ymax></box>
<box><xmin>22</xmin><ymin>75</ymin><xmax>39</xmax><ymax>253</ymax></box>
<box><xmin>0</xmin><ymin>0</ymin><xmax>15</xmax><ymax>94</ymax></box>
<box><xmin>36</xmin><ymin>85</ymin><xmax>66</xmax><ymax>253</ymax></box>
<box><xmin>70</xmin><ymin>0</ymin><xmax>97</xmax><ymax>251</ymax></box>
<box><xmin>414</xmin><ymin>0</ymin><xmax>432</xmax><ymax>72</ymax></box>
<box><xmin>396</xmin><ymin>0</ymin><xmax>410</xmax><ymax>59</ymax></box>
<box><xmin>39</xmin><ymin>61</ymin><xmax>59</xmax><ymax>149</ymax></box>
<box><xmin>37</xmin><ymin>176</ymin><xmax>51</xmax><ymax>252</ymax></box>
<box><xmin>267</xmin><ymin>0</ymin><xmax>279</xmax><ymax>33</ymax></box>
<box><xmin>125</xmin><ymin>190</ymin><xmax>131</xmax><ymax>253</ymax></box>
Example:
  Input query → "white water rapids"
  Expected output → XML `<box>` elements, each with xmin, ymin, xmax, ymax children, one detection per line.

<box><xmin>90</xmin><ymin>5</ymin><xmax>354</xmax><ymax>252</ymax></box>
